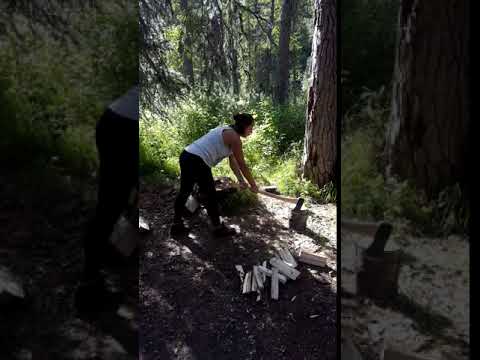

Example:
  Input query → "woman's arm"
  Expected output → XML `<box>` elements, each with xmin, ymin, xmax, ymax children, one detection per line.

<box><xmin>229</xmin><ymin>155</ymin><xmax>246</xmax><ymax>185</ymax></box>
<box><xmin>229</xmin><ymin>135</ymin><xmax>258</xmax><ymax>192</ymax></box>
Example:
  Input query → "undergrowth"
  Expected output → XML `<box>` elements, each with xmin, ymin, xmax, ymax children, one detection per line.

<box><xmin>140</xmin><ymin>92</ymin><xmax>336</xmax><ymax>203</ymax></box>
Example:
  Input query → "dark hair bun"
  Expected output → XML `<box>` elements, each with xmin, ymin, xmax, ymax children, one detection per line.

<box><xmin>232</xmin><ymin>113</ymin><xmax>254</xmax><ymax>135</ymax></box>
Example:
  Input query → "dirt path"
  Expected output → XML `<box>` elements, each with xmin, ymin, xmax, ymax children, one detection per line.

<box><xmin>341</xmin><ymin>229</ymin><xmax>469</xmax><ymax>360</ymax></box>
<box><xmin>139</xmin><ymin>181</ymin><xmax>337</xmax><ymax>360</ymax></box>
<box><xmin>0</xmin><ymin>167</ymin><xmax>138</xmax><ymax>359</ymax></box>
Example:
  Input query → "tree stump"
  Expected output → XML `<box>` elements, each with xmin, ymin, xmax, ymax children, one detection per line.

<box><xmin>357</xmin><ymin>248</ymin><xmax>401</xmax><ymax>300</ymax></box>
<box><xmin>289</xmin><ymin>209</ymin><xmax>308</xmax><ymax>231</ymax></box>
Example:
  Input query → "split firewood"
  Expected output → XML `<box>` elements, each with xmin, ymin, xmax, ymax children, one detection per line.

<box><xmin>251</xmin><ymin>273</ymin><xmax>258</xmax><ymax>292</ymax></box>
<box><xmin>242</xmin><ymin>272</ymin><xmax>252</xmax><ymax>294</ymax></box>
<box><xmin>271</xmin><ymin>268</ymin><xmax>279</xmax><ymax>300</ymax></box>
<box><xmin>261</xmin><ymin>261</ymin><xmax>267</xmax><ymax>282</ymax></box>
<box><xmin>270</xmin><ymin>257</ymin><xmax>300</xmax><ymax>280</ymax></box>
<box><xmin>281</xmin><ymin>247</ymin><xmax>298</xmax><ymax>268</ymax></box>
<box><xmin>258</xmin><ymin>266</ymin><xmax>287</xmax><ymax>284</ymax></box>
<box><xmin>138</xmin><ymin>216</ymin><xmax>151</xmax><ymax>232</ymax></box>
<box><xmin>253</xmin><ymin>266</ymin><xmax>264</xmax><ymax>290</ymax></box>
<box><xmin>235</xmin><ymin>265</ymin><xmax>245</xmax><ymax>291</ymax></box>
<box><xmin>298</xmin><ymin>250</ymin><xmax>327</xmax><ymax>267</ymax></box>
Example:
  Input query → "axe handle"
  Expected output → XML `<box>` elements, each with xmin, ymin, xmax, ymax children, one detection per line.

<box><xmin>257</xmin><ymin>189</ymin><xmax>298</xmax><ymax>204</ymax></box>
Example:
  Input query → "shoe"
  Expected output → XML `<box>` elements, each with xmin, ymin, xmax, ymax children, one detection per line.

<box><xmin>170</xmin><ymin>222</ymin><xmax>189</xmax><ymax>237</ymax></box>
<box><xmin>213</xmin><ymin>223</ymin><xmax>237</xmax><ymax>238</ymax></box>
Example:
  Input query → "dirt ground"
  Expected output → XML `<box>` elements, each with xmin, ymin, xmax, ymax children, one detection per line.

<box><xmin>0</xmin><ymin>166</ymin><xmax>138</xmax><ymax>360</ymax></box>
<box><xmin>139</xmin><ymin>180</ymin><xmax>337</xmax><ymax>360</ymax></box>
<box><xmin>341</xmin><ymin>227</ymin><xmax>469</xmax><ymax>360</ymax></box>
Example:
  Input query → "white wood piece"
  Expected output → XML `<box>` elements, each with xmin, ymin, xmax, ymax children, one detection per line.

<box><xmin>271</xmin><ymin>268</ymin><xmax>279</xmax><ymax>300</ymax></box>
<box><xmin>242</xmin><ymin>271</ymin><xmax>252</xmax><ymax>294</ymax></box>
<box><xmin>253</xmin><ymin>266</ymin><xmax>264</xmax><ymax>290</ymax></box>
<box><xmin>261</xmin><ymin>261</ymin><xmax>267</xmax><ymax>282</ymax></box>
<box><xmin>251</xmin><ymin>272</ymin><xmax>258</xmax><ymax>292</ymax></box>
<box><xmin>282</xmin><ymin>248</ymin><xmax>298</xmax><ymax>268</ymax></box>
<box><xmin>139</xmin><ymin>216</ymin><xmax>150</xmax><ymax>232</ymax></box>
<box><xmin>235</xmin><ymin>265</ymin><xmax>245</xmax><ymax>291</ymax></box>
<box><xmin>269</xmin><ymin>257</ymin><xmax>301</xmax><ymax>280</ymax></box>
<box><xmin>298</xmin><ymin>250</ymin><xmax>327</xmax><ymax>267</ymax></box>
<box><xmin>258</xmin><ymin>266</ymin><xmax>287</xmax><ymax>284</ymax></box>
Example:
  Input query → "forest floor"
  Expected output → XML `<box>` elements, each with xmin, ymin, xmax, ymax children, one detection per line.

<box><xmin>139</xmin><ymin>179</ymin><xmax>337</xmax><ymax>360</ymax></box>
<box><xmin>0</xmin><ymin>164</ymin><xmax>138</xmax><ymax>360</ymax></box>
<box><xmin>341</xmin><ymin>227</ymin><xmax>469</xmax><ymax>360</ymax></box>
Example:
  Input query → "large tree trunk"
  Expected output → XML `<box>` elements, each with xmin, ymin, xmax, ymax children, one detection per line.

<box><xmin>385</xmin><ymin>0</ymin><xmax>469</xmax><ymax>198</ymax></box>
<box><xmin>302</xmin><ymin>0</ymin><xmax>337</xmax><ymax>187</ymax></box>
<box><xmin>275</xmin><ymin>0</ymin><xmax>295</xmax><ymax>104</ymax></box>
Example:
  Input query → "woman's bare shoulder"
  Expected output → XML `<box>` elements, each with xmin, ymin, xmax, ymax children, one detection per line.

<box><xmin>222</xmin><ymin>127</ymin><xmax>240</xmax><ymax>145</ymax></box>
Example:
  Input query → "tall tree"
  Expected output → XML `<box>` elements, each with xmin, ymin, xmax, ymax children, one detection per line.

<box><xmin>385</xmin><ymin>0</ymin><xmax>469</xmax><ymax>198</ymax></box>
<box><xmin>302</xmin><ymin>0</ymin><xmax>336</xmax><ymax>187</ymax></box>
<box><xmin>275</xmin><ymin>0</ymin><xmax>296</xmax><ymax>104</ymax></box>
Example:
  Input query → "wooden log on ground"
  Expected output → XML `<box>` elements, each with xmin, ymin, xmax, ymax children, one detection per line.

<box><xmin>258</xmin><ymin>266</ymin><xmax>287</xmax><ymax>284</ymax></box>
<box><xmin>281</xmin><ymin>248</ymin><xmax>298</xmax><ymax>268</ymax></box>
<box><xmin>383</xmin><ymin>346</ymin><xmax>437</xmax><ymax>360</ymax></box>
<box><xmin>357</xmin><ymin>250</ymin><xmax>401</xmax><ymax>300</ymax></box>
<box><xmin>270</xmin><ymin>258</ymin><xmax>300</xmax><ymax>280</ymax></box>
<box><xmin>271</xmin><ymin>268</ymin><xmax>279</xmax><ymax>300</ymax></box>
<box><xmin>298</xmin><ymin>250</ymin><xmax>327</xmax><ymax>267</ymax></box>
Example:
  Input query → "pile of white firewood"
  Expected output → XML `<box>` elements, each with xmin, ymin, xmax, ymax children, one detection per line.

<box><xmin>235</xmin><ymin>247</ymin><xmax>327</xmax><ymax>301</ymax></box>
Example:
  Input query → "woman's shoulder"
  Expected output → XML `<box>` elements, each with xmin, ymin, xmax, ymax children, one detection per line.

<box><xmin>221</xmin><ymin>126</ymin><xmax>239</xmax><ymax>144</ymax></box>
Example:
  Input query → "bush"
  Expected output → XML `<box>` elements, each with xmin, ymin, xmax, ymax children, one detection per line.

<box><xmin>140</xmin><ymin>92</ymin><xmax>337</xmax><ymax>204</ymax></box>
<box><xmin>0</xmin><ymin>1</ymin><xmax>138</xmax><ymax>176</ymax></box>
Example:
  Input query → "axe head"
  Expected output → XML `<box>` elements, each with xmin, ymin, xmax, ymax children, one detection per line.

<box><xmin>293</xmin><ymin>197</ymin><xmax>305</xmax><ymax>211</ymax></box>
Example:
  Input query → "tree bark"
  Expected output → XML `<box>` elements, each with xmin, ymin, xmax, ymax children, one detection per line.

<box><xmin>275</xmin><ymin>0</ymin><xmax>295</xmax><ymax>104</ymax></box>
<box><xmin>386</xmin><ymin>0</ymin><xmax>469</xmax><ymax>198</ymax></box>
<box><xmin>302</xmin><ymin>0</ymin><xmax>337</xmax><ymax>188</ymax></box>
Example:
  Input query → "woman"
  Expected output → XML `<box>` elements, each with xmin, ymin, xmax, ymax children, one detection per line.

<box><xmin>76</xmin><ymin>86</ymin><xmax>139</xmax><ymax>312</ymax></box>
<box><xmin>171</xmin><ymin>113</ymin><xmax>258</xmax><ymax>237</ymax></box>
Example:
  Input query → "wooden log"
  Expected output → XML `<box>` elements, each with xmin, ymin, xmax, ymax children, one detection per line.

<box><xmin>281</xmin><ymin>248</ymin><xmax>298</xmax><ymax>268</ymax></box>
<box><xmin>271</xmin><ymin>268</ymin><xmax>279</xmax><ymax>300</ymax></box>
<box><xmin>258</xmin><ymin>266</ymin><xmax>287</xmax><ymax>284</ymax></box>
<box><xmin>289</xmin><ymin>210</ymin><xmax>308</xmax><ymax>231</ymax></box>
<box><xmin>251</xmin><ymin>272</ymin><xmax>258</xmax><ymax>292</ymax></box>
<box><xmin>298</xmin><ymin>250</ymin><xmax>327</xmax><ymax>267</ymax></box>
<box><xmin>253</xmin><ymin>266</ymin><xmax>264</xmax><ymax>290</ymax></box>
<box><xmin>261</xmin><ymin>261</ymin><xmax>267</xmax><ymax>282</ymax></box>
<box><xmin>357</xmin><ymin>250</ymin><xmax>401</xmax><ymax>300</ymax></box>
<box><xmin>383</xmin><ymin>347</ymin><xmax>436</xmax><ymax>360</ymax></box>
<box><xmin>242</xmin><ymin>271</ymin><xmax>252</xmax><ymax>294</ymax></box>
<box><xmin>270</xmin><ymin>258</ymin><xmax>300</xmax><ymax>280</ymax></box>
<box><xmin>235</xmin><ymin>265</ymin><xmax>245</xmax><ymax>291</ymax></box>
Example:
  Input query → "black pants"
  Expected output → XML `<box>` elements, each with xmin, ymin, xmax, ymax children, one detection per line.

<box><xmin>174</xmin><ymin>150</ymin><xmax>221</xmax><ymax>226</ymax></box>
<box><xmin>83</xmin><ymin>109</ymin><xmax>138</xmax><ymax>280</ymax></box>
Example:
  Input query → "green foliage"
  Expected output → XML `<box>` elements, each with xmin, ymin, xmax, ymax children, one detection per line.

<box><xmin>341</xmin><ymin>0</ymin><xmax>399</xmax><ymax>112</ymax></box>
<box><xmin>342</xmin><ymin>88</ymin><xmax>468</xmax><ymax>235</ymax></box>
<box><xmin>140</xmin><ymin>92</ymin><xmax>336</xmax><ymax>204</ymax></box>
<box><xmin>0</xmin><ymin>1</ymin><xmax>137</xmax><ymax>176</ymax></box>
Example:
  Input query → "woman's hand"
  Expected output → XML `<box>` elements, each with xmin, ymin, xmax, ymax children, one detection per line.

<box><xmin>238</xmin><ymin>180</ymin><xmax>249</xmax><ymax>190</ymax></box>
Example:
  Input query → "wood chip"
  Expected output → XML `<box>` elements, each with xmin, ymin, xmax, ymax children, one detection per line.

<box><xmin>291</xmin><ymin>296</ymin><xmax>297</xmax><ymax>302</ymax></box>
<box><xmin>270</xmin><ymin>257</ymin><xmax>301</xmax><ymax>280</ymax></box>
<box><xmin>309</xmin><ymin>314</ymin><xmax>320</xmax><ymax>319</ymax></box>
<box><xmin>271</xmin><ymin>268</ymin><xmax>279</xmax><ymax>300</ymax></box>
<box><xmin>298</xmin><ymin>250</ymin><xmax>327</xmax><ymax>267</ymax></box>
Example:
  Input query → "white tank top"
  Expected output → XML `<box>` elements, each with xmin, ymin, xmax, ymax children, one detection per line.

<box><xmin>108</xmin><ymin>86</ymin><xmax>139</xmax><ymax>121</ymax></box>
<box><xmin>185</xmin><ymin>126</ymin><xmax>233</xmax><ymax>167</ymax></box>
